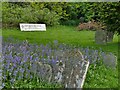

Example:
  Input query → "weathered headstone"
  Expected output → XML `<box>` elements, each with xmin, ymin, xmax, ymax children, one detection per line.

<box><xmin>53</xmin><ymin>60</ymin><xmax>65</xmax><ymax>84</ymax></box>
<box><xmin>54</xmin><ymin>49</ymin><xmax>84</xmax><ymax>60</ymax></box>
<box><xmin>20</xmin><ymin>23</ymin><xmax>46</xmax><ymax>31</ymax></box>
<box><xmin>63</xmin><ymin>60</ymin><xmax>89</xmax><ymax>88</ymax></box>
<box><xmin>95</xmin><ymin>30</ymin><xmax>107</xmax><ymax>44</ymax></box>
<box><xmin>103</xmin><ymin>53</ymin><xmax>117</xmax><ymax>69</ymax></box>
<box><xmin>31</xmin><ymin>49</ymin><xmax>89</xmax><ymax>88</ymax></box>
<box><xmin>53</xmin><ymin>49</ymin><xmax>89</xmax><ymax>88</ymax></box>
<box><xmin>54</xmin><ymin>50</ymin><xmax>64</xmax><ymax>58</ymax></box>
<box><xmin>107</xmin><ymin>31</ymin><xmax>114</xmax><ymax>42</ymax></box>
<box><xmin>30</xmin><ymin>61</ymin><xmax>52</xmax><ymax>82</ymax></box>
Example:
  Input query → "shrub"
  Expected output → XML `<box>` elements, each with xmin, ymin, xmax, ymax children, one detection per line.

<box><xmin>39</xmin><ymin>8</ymin><xmax>61</xmax><ymax>26</ymax></box>
<box><xmin>77</xmin><ymin>20</ymin><xmax>105</xmax><ymax>31</ymax></box>
<box><xmin>2</xmin><ymin>2</ymin><xmax>61</xmax><ymax>28</ymax></box>
<box><xmin>2</xmin><ymin>3</ymin><xmax>39</xmax><ymax>28</ymax></box>
<box><xmin>60</xmin><ymin>19</ymin><xmax>80</xmax><ymax>26</ymax></box>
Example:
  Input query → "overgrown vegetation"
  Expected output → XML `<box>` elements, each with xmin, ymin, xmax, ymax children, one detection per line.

<box><xmin>2</xmin><ymin>2</ymin><xmax>119</xmax><ymax>89</ymax></box>
<box><xmin>77</xmin><ymin>20</ymin><xmax>104</xmax><ymax>31</ymax></box>
<box><xmin>2</xmin><ymin>2</ymin><xmax>120</xmax><ymax>34</ymax></box>
<box><xmin>2</xmin><ymin>26</ymin><xmax>118</xmax><ymax>88</ymax></box>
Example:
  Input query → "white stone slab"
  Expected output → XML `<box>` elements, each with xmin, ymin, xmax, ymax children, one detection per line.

<box><xmin>80</xmin><ymin>61</ymin><xmax>89</xmax><ymax>88</ymax></box>
<box><xmin>20</xmin><ymin>23</ymin><xmax>46</xmax><ymax>31</ymax></box>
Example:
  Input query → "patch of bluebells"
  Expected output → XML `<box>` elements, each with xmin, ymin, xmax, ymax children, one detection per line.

<box><xmin>2</xmin><ymin>38</ymin><xmax>108</xmax><ymax>88</ymax></box>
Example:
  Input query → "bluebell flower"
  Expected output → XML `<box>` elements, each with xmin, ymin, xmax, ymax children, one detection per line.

<box><xmin>30</xmin><ymin>75</ymin><xmax>33</xmax><ymax>80</ymax></box>
<box><xmin>20</xmin><ymin>68</ymin><xmax>24</xmax><ymax>73</ymax></box>
<box><xmin>10</xmin><ymin>78</ymin><xmax>15</xmax><ymax>83</ymax></box>
<box><xmin>53</xmin><ymin>40</ymin><xmax>58</xmax><ymax>45</ymax></box>
<box><xmin>13</xmin><ymin>70</ymin><xmax>18</xmax><ymax>76</ymax></box>
<box><xmin>30</xmin><ymin>56</ymin><xmax>33</xmax><ymax>61</ymax></box>
<box><xmin>0</xmin><ymin>73</ymin><xmax>2</xmax><ymax>77</ymax></box>
<box><xmin>18</xmin><ymin>76</ymin><xmax>22</xmax><ymax>80</ymax></box>
<box><xmin>3</xmin><ymin>75</ymin><xmax>6</xmax><ymax>80</ymax></box>
<box><xmin>2</xmin><ymin>83</ymin><xmax>5</xmax><ymax>88</ymax></box>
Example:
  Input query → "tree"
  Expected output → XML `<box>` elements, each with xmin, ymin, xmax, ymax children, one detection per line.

<box><xmin>94</xmin><ymin>2</ymin><xmax>120</xmax><ymax>43</ymax></box>
<box><xmin>87</xmin><ymin>2</ymin><xmax>120</xmax><ymax>35</ymax></box>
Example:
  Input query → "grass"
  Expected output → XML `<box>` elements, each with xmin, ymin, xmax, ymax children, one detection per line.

<box><xmin>2</xmin><ymin>25</ymin><xmax>118</xmax><ymax>55</ymax></box>
<box><xmin>2</xmin><ymin>25</ymin><xmax>118</xmax><ymax>88</ymax></box>
<box><xmin>5</xmin><ymin>79</ymin><xmax>63</xmax><ymax>88</ymax></box>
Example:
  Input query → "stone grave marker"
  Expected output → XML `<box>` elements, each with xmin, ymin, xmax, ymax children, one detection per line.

<box><xmin>63</xmin><ymin>59</ymin><xmax>89</xmax><ymax>88</ymax></box>
<box><xmin>31</xmin><ymin>49</ymin><xmax>90</xmax><ymax>88</ymax></box>
<box><xmin>107</xmin><ymin>31</ymin><xmax>114</xmax><ymax>42</ymax></box>
<box><xmin>54</xmin><ymin>50</ymin><xmax>64</xmax><ymax>58</ymax></box>
<box><xmin>95</xmin><ymin>30</ymin><xmax>107</xmax><ymax>44</ymax></box>
<box><xmin>103</xmin><ymin>53</ymin><xmax>117</xmax><ymax>69</ymax></box>
<box><xmin>30</xmin><ymin>61</ymin><xmax>52</xmax><ymax>82</ymax></box>
<box><xmin>20</xmin><ymin>23</ymin><xmax>46</xmax><ymax>31</ymax></box>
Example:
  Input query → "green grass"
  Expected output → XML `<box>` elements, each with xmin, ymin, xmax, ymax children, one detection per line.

<box><xmin>5</xmin><ymin>79</ymin><xmax>63</xmax><ymax>88</ymax></box>
<box><xmin>2</xmin><ymin>25</ymin><xmax>118</xmax><ymax>55</ymax></box>
<box><xmin>2</xmin><ymin>25</ymin><xmax>118</xmax><ymax>88</ymax></box>
<box><xmin>84</xmin><ymin>64</ymin><xmax>118</xmax><ymax>88</ymax></box>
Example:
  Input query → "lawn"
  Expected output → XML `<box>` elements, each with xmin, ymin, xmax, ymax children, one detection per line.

<box><xmin>2</xmin><ymin>25</ymin><xmax>118</xmax><ymax>54</ymax></box>
<box><xmin>2</xmin><ymin>25</ymin><xmax>118</xmax><ymax>88</ymax></box>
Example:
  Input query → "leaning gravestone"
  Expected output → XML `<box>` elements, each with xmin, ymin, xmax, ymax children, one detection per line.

<box><xmin>103</xmin><ymin>53</ymin><xmax>117</xmax><ymax>69</ymax></box>
<box><xmin>20</xmin><ymin>23</ymin><xmax>46</xmax><ymax>31</ymax></box>
<box><xmin>95</xmin><ymin>30</ymin><xmax>107</xmax><ymax>44</ymax></box>
<box><xmin>31</xmin><ymin>49</ymin><xmax>90</xmax><ymax>88</ymax></box>
<box><xmin>107</xmin><ymin>31</ymin><xmax>114</xmax><ymax>42</ymax></box>
<box><xmin>63</xmin><ymin>59</ymin><xmax>89</xmax><ymax>88</ymax></box>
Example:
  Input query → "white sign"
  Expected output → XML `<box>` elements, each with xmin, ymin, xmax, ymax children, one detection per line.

<box><xmin>20</xmin><ymin>23</ymin><xmax>46</xmax><ymax>31</ymax></box>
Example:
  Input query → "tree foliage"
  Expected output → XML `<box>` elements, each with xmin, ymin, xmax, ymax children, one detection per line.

<box><xmin>82</xmin><ymin>2</ymin><xmax>120</xmax><ymax>35</ymax></box>
<box><xmin>2</xmin><ymin>2</ymin><xmax>120</xmax><ymax>34</ymax></box>
<box><xmin>98</xmin><ymin>2</ymin><xmax>120</xmax><ymax>35</ymax></box>
<box><xmin>2</xmin><ymin>2</ymin><xmax>64</xmax><ymax>27</ymax></box>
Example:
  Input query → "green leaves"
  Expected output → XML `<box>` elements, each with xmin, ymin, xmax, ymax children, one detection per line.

<box><xmin>2</xmin><ymin>2</ymin><xmax>63</xmax><ymax>27</ymax></box>
<box><xmin>96</xmin><ymin>3</ymin><xmax>120</xmax><ymax>34</ymax></box>
<box><xmin>80</xmin><ymin>2</ymin><xmax>120</xmax><ymax>35</ymax></box>
<box><xmin>84</xmin><ymin>63</ymin><xmax>118</xmax><ymax>88</ymax></box>
<box><xmin>2</xmin><ymin>2</ymin><xmax>120</xmax><ymax>33</ymax></box>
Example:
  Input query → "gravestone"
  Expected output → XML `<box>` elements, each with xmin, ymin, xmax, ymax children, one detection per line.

<box><xmin>31</xmin><ymin>49</ymin><xmax>89</xmax><ymax>88</ymax></box>
<box><xmin>52</xmin><ymin>60</ymin><xmax>66</xmax><ymax>84</ymax></box>
<box><xmin>103</xmin><ymin>53</ymin><xmax>117</xmax><ymax>69</ymax></box>
<box><xmin>95</xmin><ymin>30</ymin><xmax>107</xmax><ymax>44</ymax></box>
<box><xmin>54</xmin><ymin>50</ymin><xmax>64</xmax><ymax>59</ymax></box>
<box><xmin>20</xmin><ymin>23</ymin><xmax>46</xmax><ymax>31</ymax></box>
<box><xmin>30</xmin><ymin>61</ymin><xmax>52</xmax><ymax>82</ymax></box>
<box><xmin>50</xmin><ymin>58</ymin><xmax>89</xmax><ymax>88</ymax></box>
<box><xmin>107</xmin><ymin>31</ymin><xmax>114</xmax><ymax>42</ymax></box>
<box><xmin>54</xmin><ymin>49</ymin><xmax>84</xmax><ymax>60</ymax></box>
<box><xmin>64</xmin><ymin>49</ymin><xmax>84</xmax><ymax>60</ymax></box>
<box><xmin>63</xmin><ymin>60</ymin><xmax>89</xmax><ymax>88</ymax></box>
<box><xmin>52</xmin><ymin>49</ymin><xmax>89</xmax><ymax>88</ymax></box>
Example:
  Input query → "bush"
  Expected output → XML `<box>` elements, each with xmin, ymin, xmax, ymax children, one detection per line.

<box><xmin>77</xmin><ymin>20</ymin><xmax>105</xmax><ymax>31</ymax></box>
<box><xmin>2</xmin><ymin>2</ymin><xmax>61</xmax><ymax>28</ymax></box>
<box><xmin>2</xmin><ymin>3</ymin><xmax>39</xmax><ymax>28</ymax></box>
<box><xmin>60</xmin><ymin>19</ymin><xmax>80</xmax><ymax>26</ymax></box>
<box><xmin>38</xmin><ymin>8</ymin><xmax>61</xmax><ymax>26</ymax></box>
